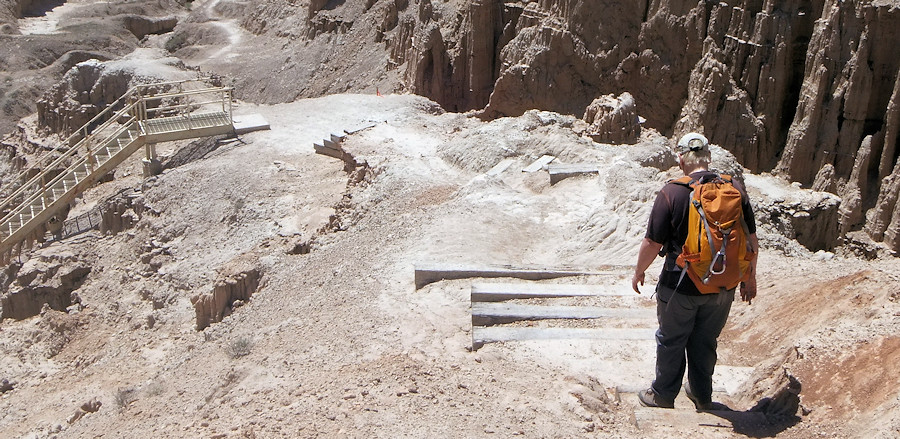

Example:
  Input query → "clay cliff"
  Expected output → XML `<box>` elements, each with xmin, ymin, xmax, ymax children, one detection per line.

<box><xmin>232</xmin><ymin>0</ymin><xmax>897</xmax><ymax>253</ymax></box>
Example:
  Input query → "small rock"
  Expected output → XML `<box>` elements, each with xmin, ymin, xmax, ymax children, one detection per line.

<box><xmin>81</xmin><ymin>398</ymin><xmax>101</xmax><ymax>413</ymax></box>
<box><xmin>0</xmin><ymin>379</ymin><xmax>13</xmax><ymax>393</ymax></box>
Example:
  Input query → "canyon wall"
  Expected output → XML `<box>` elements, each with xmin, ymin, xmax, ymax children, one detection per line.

<box><xmin>274</xmin><ymin>0</ymin><xmax>897</xmax><ymax>251</ymax></box>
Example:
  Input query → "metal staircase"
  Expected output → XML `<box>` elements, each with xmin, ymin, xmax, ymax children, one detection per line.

<box><xmin>0</xmin><ymin>78</ymin><xmax>235</xmax><ymax>261</ymax></box>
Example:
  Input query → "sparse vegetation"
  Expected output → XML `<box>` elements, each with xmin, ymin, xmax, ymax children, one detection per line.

<box><xmin>114</xmin><ymin>387</ymin><xmax>137</xmax><ymax>409</ymax></box>
<box><xmin>143</xmin><ymin>381</ymin><xmax>164</xmax><ymax>397</ymax></box>
<box><xmin>164</xmin><ymin>32</ymin><xmax>188</xmax><ymax>53</ymax></box>
<box><xmin>226</xmin><ymin>336</ymin><xmax>252</xmax><ymax>359</ymax></box>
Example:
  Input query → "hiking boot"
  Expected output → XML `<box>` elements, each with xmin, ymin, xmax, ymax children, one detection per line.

<box><xmin>684</xmin><ymin>383</ymin><xmax>731</xmax><ymax>411</ymax></box>
<box><xmin>638</xmin><ymin>388</ymin><xmax>674</xmax><ymax>409</ymax></box>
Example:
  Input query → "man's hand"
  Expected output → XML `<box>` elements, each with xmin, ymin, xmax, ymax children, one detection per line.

<box><xmin>632</xmin><ymin>271</ymin><xmax>645</xmax><ymax>294</ymax></box>
<box><xmin>633</xmin><ymin>238</ymin><xmax>663</xmax><ymax>295</ymax></box>
<box><xmin>740</xmin><ymin>279</ymin><xmax>757</xmax><ymax>304</ymax></box>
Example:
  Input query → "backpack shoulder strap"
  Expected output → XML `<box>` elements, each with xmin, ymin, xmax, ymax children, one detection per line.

<box><xmin>668</xmin><ymin>176</ymin><xmax>694</xmax><ymax>188</ymax></box>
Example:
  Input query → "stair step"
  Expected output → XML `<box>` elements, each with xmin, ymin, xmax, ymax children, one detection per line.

<box><xmin>471</xmin><ymin>282</ymin><xmax>634</xmax><ymax>301</ymax></box>
<box><xmin>632</xmin><ymin>406</ymin><xmax>768</xmax><ymax>433</ymax></box>
<box><xmin>472</xmin><ymin>303</ymin><xmax>655</xmax><ymax>326</ymax></box>
<box><xmin>472</xmin><ymin>326</ymin><xmax>656</xmax><ymax>350</ymax></box>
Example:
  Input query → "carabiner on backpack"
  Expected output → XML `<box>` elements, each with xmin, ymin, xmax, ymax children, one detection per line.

<box><xmin>695</xmin><ymin>201</ymin><xmax>730</xmax><ymax>284</ymax></box>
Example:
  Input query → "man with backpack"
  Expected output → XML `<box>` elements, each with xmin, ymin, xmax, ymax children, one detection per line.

<box><xmin>631</xmin><ymin>132</ymin><xmax>758</xmax><ymax>410</ymax></box>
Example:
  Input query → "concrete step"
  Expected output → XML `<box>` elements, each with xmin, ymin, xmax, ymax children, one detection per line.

<box><xmin>471</xmin><ymin>281</ymin><xmax>635</xmax><ymax>301</ymax></box>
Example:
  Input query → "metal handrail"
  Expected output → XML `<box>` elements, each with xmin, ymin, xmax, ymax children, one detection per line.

<box><xmin>1</xmin><ymin>78</ymin><xmax>220</xmax><ymax>201</ymax></box>
<box><xmin>0</xmin><ymin>78</ymin><xmax>233</xmax><ymax>248</ymax></box>
<box><xmin>0</xmin><ymin>100</ymin><xmax>142</xmax><ymax>214</ymax></box>
<box><xmin>0</xmin><ymin>120</ymin><xmax>138</xmax><ymax>229</ymax></box>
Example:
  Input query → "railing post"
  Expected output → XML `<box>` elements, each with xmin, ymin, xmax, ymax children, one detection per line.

<box><xmin>83</xmin><ymin>128</ymin><xmax>95</xmax><ymax>172</ymax></box>
<box><xmin>227</xmin><ymin>89</ymin><xmax>233</xmax><ymax>120</ymax></box>
<box><xmin>142</xmin><ymin>143</ymin><xmax>161</xmax><ymax>178</ymax></box>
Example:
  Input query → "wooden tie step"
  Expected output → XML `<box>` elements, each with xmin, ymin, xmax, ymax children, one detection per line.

<box><xmin>415</xmin><ymin>263</ymin><xmax>624</xmax><ymax>290</ymax></box>
<box><xmin>469</xmin><ymin>278</ymin><xmax>655</xmax><ymax>350</ymax></box>
<box><xmin>314</xmin><ymin>132</ymin><xmax>348</xmax><ymax>159</ymax></box>
<box><xmin>471</xmin><ymin>281</ymin><xmax>634</xmax><ymax>301</ymax></box>
<box><xmin>549</xmin><ymin>163</ymin><xmax>600</xmax><ymax>184</ymax></box>
<box><xmin>473</xmin><ymin>326</ymin><xmax>656</xmax><ymax>348</ymax></box>
<box><xmin>472</xmin><ymin>302</ymin><xmax>654</xmax><ymax>325</ymax></box>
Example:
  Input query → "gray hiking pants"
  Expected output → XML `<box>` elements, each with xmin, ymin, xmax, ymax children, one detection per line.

<box><xmin>651</xmin><ymin>285</ymin><xmax>734</xmax><ymax>403</ymax></box>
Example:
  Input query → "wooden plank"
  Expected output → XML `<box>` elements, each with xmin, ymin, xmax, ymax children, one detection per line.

<box><xmin>472</xmin><ymin>303</ymin><xmax>654</xmax><ymax>326</ymax></box>
<box><xmin>486</xmin><ymin>158</ymin><xmax>515</xmax><ymax>176</ymax></box>
<box><xmin>633</xmin><ymin>407</ymin><xmax>768</xmax><ymax>432</ymax></box>
<box><xmin>344</xmin><ymin>122</ymin><xmax>377</xmax><ymax>134</ymax></box>
<box><xmin>314</xmin><ymin>143</ymin><xmax>344</xmax><ymax>159</ymax></box>
<box><xmin>323</xmin><ymin>138</ymin><xmax>342</xmax><ymax>150</ymax></box>
<box><xmin>549</xmin><ymin>163</ymin><xmax>600</xmax><ymax>185</ymax></box>
<box><xmin>522</xmin><ymin>155</ymin><xmax>555</xmax><ymax>172</ymax></box>
<box><xmin>414</xmin><ymin>263</ymin><xmax>620</xmax><ymax>289</ymax></box>
<box><xmin>472</xmin><ymin>326</ymin><xmax>655</xmax><ymax>349</ymax></box>
<box><xmin>471</xmin><ymin>282</ymin><xmax>633</xmax><ymax>301</ymax></box>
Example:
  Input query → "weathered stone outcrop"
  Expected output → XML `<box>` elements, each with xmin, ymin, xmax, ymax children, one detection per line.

<box><xmin>100</xmin><ymin>191</ymin><xmax>144</xmax><ymax>236</ymax></box>
<box><xmin>387</xmin><ymin>0</ymin><xmax>898</xmax><ymax>251</ymax></box>
<box><xmin>122</xmin><ymin>15</ymin><xmax>179</xmax><ymax>39</ymax></box>
<box><xmin>774</xmin><ymin>1</ymin><xmax>900</xmax><ymax>251</ymax></box>
<box><xmin>0</xmin><ymin>254</ymin><xmax>90</xmax><ymax>320</ymax></box>
<box><xmin>191</xmin><ymin>268</ymin><xmax>261</xmax><ymax>330</ymax></box>
<box><xmin>583</xmin><ymin>92</ymin><xmax>641</xmax><ymax>145</ymax></box>
<box><xmin>36</xmin><ymin>50</ymin><xmax>193</xmax><ymax>135</ymax></box>
<box><xmin>755</xmin><ymin>190</ymin><xmax>842</xmax><ymax>252</ymax></box>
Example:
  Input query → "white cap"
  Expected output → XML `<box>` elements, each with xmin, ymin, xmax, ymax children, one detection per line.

<box><xmin>676</xmin><ymin>133</ymin><xmax>709</xmax><ymax>154</ymax></box>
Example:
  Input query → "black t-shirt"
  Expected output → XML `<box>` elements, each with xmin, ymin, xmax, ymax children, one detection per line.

<box><xmin>645</xmin><ymin>170</ymin><xmax>756</xmax><ymax>295</ymax></box>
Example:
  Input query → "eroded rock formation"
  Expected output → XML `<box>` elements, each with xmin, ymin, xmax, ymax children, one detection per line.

<box><xmin>10</xmin><ymin>0</ymin><xmax>900</xmax><ymax>252</ymax></box>
<box><xmin>36</xmin><ymin>50</ymin><xmax>193</xmax><ymax>135</ymax></box>
<box><xmin>191</xmin><ymin>267</ymin><xmax>261</xmax><ymax>331</ymax></box>
<box><xmin>368</xmin><ymin>0</ymin><xmax>899</xmax><ymax>252</ymax></box>
<box><xmin>583</xmin><ymin>92</ymin><xmax>641</xmax><ymax>145</ymax></box>
<box><xmin>0</xmin><ymin>254</ymin><xmax>90</xmax><ymax>320</ymax></box>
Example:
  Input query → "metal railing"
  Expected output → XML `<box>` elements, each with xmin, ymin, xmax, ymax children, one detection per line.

<box><xmin>0</xmin><ymin>78</ymin><xmax>234</xmax><ymax>258</ymax></box>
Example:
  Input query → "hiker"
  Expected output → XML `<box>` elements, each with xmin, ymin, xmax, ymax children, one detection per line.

<box><xmin>631</xmin><ymin>132</ymin><xmax>758</xmax><ymax>410</ymax></box>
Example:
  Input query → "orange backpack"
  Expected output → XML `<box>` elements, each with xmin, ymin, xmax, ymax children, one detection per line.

<box><xmin>672</xmin><ymin>174</ymin><xmax>756</xmax><ymax>294</ymax></box>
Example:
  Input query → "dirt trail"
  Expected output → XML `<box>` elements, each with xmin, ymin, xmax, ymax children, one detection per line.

<box><xmin>18</xmin><ymin>0</ymin><xmax>103</xmax><ymax>35</ymax></box>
